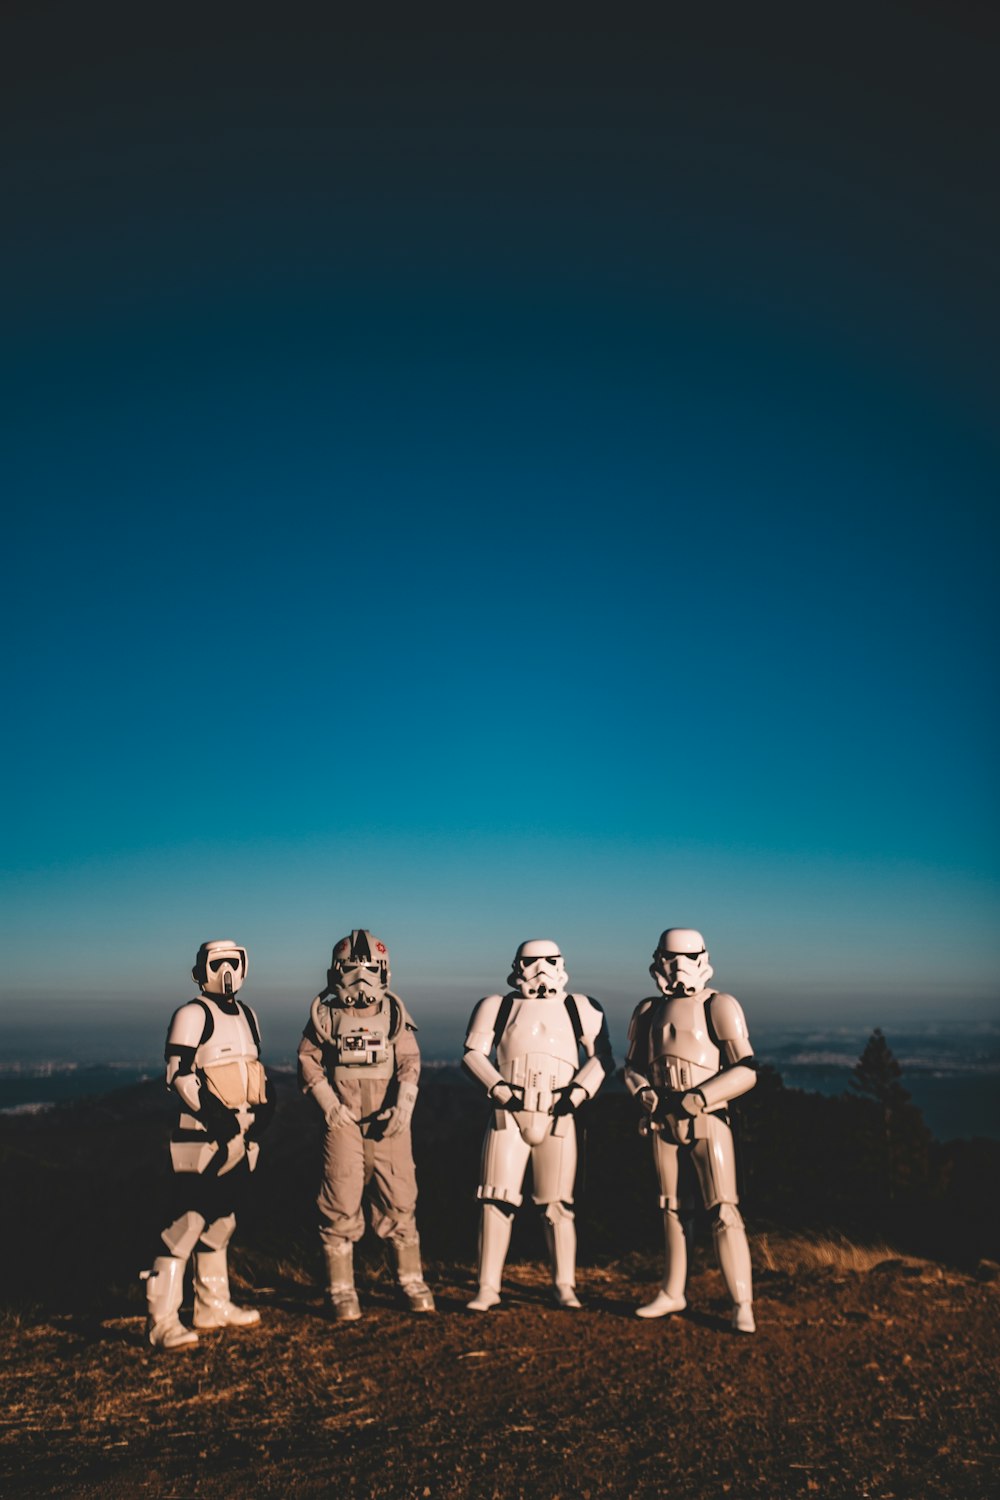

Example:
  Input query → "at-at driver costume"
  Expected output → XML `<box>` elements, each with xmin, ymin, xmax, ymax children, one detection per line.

<box><xmin>297</xmin><ymin>929</ymin><xmax>435</xmax><ymax>1320</ymax></box>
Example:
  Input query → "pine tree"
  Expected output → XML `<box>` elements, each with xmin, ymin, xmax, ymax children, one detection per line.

<box><xmin>850</xmin><ymin>1028</ymin><xmax>932</xmax><ymax>1208</ymax></box>
<box><xmin>851</xmin><ymin>1028</ymin><xmax>911</xmax><ymax>1109</ymax></box>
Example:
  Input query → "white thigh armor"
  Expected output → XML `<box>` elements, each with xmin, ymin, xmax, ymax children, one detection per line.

<box><xmin>651</xmin><ymin>1112</ymin><xmax>739</xmax><ymax>1209</ymax></box>
<box><xmin>165</xmin><ymin>997</ymin><xmax>267</xmax><ymax>1174</ymax></box>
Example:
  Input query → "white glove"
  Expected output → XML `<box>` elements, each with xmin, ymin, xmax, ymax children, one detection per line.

<box><xmin>325</xmin><ymin>1098</ymin><xmax>359</xmax><ymax>1130</ymax></box>
<box><xmin>308</xmin><ymin>1078</ymin><xmax>358</xmax><ymax>1130</ymax></box>
<box><xmin>381</xmin><ymin>1083</ymin><xmax>418</xmax><ymax>1139</ymax></box>
<box><xmin>637</xmin><ymin>1087</ymin><xmax>658</xmax><ymax>1115</ymax></box>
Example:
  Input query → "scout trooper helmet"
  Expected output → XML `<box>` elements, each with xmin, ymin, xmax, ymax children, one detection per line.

<box><xmin>328</xmin><ymin>929</ymin><xmax>390</xmax><ymax>1007</ymax></box>
<box><xmin>509</xmin><ymin>938</ymin><xmax>569</xmax><ymax>999</ymax></box>
<box><xmin>193</xmin><ymin>939</ymin><xmax>248</xmax><ymax>998</ymax></box>
<box><xmin>651</xmin><ymin>928</ymin><xmax>714</xmax><ymax>997</ymax></box>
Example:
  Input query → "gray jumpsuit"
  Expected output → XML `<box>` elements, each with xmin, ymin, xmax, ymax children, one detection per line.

<box><xmin>297</xmin><ymin>991</ymin><xmax>421</xmax><ymax>1251</ymax></box>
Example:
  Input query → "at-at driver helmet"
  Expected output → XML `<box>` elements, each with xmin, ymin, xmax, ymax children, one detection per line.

<box><xmin>328</xmin><ymin>929</ymin><xmax>390</xmax><ymax>1007</ymax></box>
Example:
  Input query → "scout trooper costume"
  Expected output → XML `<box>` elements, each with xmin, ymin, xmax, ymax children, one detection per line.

<box><xmin>625</xmin><ymin>928</ymin><xmax>758</xmax><ymax>1334</ymax></box>
<box><xmin>297</xmin><ymin>930</ymin><xmax>434</xmax><ymax>1320</ymax></box>
<box><xmin>141</xmin><ymin>940</ymin><xmax>272</xmax><ymax>1351</ymax></box>
<box><xmin>463</xmin><ymin>939</ymin><xmax>613</xmax><ymax>1311</ymax></box>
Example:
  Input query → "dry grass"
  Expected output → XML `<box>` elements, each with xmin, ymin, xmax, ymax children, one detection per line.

<box><xmin>3</xmin><ymin>1256</ymin><xmax>998</xmax><ymax>1499</ymax></box>
<box><xmin>751</xmin><ymin>1230</ymin><xmax>925</xmax><ymax>1275</ymax></box>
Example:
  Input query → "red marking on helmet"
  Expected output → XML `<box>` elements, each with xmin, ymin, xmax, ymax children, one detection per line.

<box><xmin>335</xmin><ymin>941</ymin><xmax>350</xmax><ymax>956</ymax></box>
<box><xmin>375</xmin><ymin>942</ymin><xmax>386</xmax><ymax>953</ymax></box>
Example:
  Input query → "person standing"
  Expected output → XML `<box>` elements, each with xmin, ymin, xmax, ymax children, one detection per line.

<box><xmin>142</xmin><ymin>939</ymin><xmax>273</xmax><ymax>1350</ymax></box>
<box><xmin>463</xmin><ymin>939</ymin><xmax>613</xmax><ymax>1311</ymax></box>
<box><xmin>625</xmin><ymin>927</ymin><xmax>758</xmax><ymax>1333</ymax></box>
<box><xmin>297</xmin><ymin>929</ymin><xmax>435</xmax><ymax>1320</ymax></box>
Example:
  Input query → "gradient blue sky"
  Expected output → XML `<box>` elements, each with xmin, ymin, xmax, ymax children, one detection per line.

<box><xmin>2</xmin><ymin>6</ymin><xmax>997</xmax><ymax>1061</ymax></box>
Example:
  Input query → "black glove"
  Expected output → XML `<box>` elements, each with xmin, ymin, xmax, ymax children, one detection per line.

<box><xmin>551</xmin><ymin>1084</ymin><xmax>585</xmax><ymax>1117</ymax></box>
<box><xmin>488</xmin><ymin>1081</ymin><xmax>525</xmax><ymax>1111</ymax></box>
<box><xmin>196</xmin><ymin>1085</ymin><xmax>241</xmax><ymax>1144</ymax></box>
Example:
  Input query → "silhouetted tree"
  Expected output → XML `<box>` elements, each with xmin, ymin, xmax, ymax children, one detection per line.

<box><xmin>851</xmin><ymin>1028</ymin><xmax>910</xmax><ymax>1110</ymax></box>
<box><xmin>849</xmin><ymin>1029</ymin><xmax>934</xmax><ymax>1210</ymax></box>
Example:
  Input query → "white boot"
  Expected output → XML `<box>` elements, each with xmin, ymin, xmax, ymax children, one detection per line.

<box><xmin>636</xmin><ymin>1205</ymin><xmax>688</xmax><ymax>1319</ymax></box>
<box><xmin>467</xmin><ymin>1202</ymin><xmax>513</xmax><ymax>1311</ymax></box>
<box><xmin>324</xmin><ymin>1242</ymin><xmax>362</xmax><ymax>1322</ymax></box>
<box><xmin>193</xmin><ymin>1249</ymin><xmax>261</xmax><ymax>1330</ymax></box>
<box><xmin>713</xmin><ymin>1204</ymin><xmax>755</xmax><ymax>1334</ymax></box>
<box><xmin>395</xmin><ymin>1237</ymin><xmax>436</xmax><ymax>1313</ymax></box>
<box><xmin>732</xmin><ymin>1302</ymin><xmax>756</xmax><ymax>1333</ymax></box>
<box><xmin>142</xmin><ymin>1256</ymin><xmax>199</xmax><ymax>1351</ymax></box>
<box><xmin>542</xmin><ymin>1202</ymin><xmax>581</xmax><ymax>1310</ymax></box>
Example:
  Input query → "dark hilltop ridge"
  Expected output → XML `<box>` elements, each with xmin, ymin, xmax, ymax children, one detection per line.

<box><xmin>2</xmin><ymin>1039</ymin><xmax>999</xmax><ymax>1498</ymax></box>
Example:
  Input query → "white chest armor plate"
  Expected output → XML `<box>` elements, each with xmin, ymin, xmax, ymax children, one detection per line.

<box><xmin>194</xmin><ymin>999</ymin><xmax>258</xmax><ymax>1064</ymax></box>
<box><xmin>189</xmin><ymin>996</ymin><xmax>263</xmax><ymax>1116</ymax></box>
<box><xmin>497</xmin><ymin>996</ymin><xmax>578</xmax><ymax>1112</ymax></box>
<box><xmin>649</xmin><ymin>993</ymin><xmax>720</xmax><ymax>1092</ymax></box>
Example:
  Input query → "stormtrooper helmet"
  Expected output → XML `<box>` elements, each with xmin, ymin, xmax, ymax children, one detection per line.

<box><xmin>509</xmin><ymin>939</ymin><xmax>569</xmax><ymax>999</ymax></box>
<box><xmin>651</xmin><ymin>928</ymin><xmax>714</xmax><ymax>997</ymax></box>
<box><xmin>328</xmin><ymin>929</ymin><xmax>390</xmax><ymax>1007</ymax></box>
<box><xmin>193</xmin><ymin>939</ymin><xmax>248</xmax><ymax>998</ymax></box>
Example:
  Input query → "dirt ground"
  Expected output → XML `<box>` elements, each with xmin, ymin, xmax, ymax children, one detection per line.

<box><xmin>2</xmin><ymin>1250</ymin><xmax>998</xmax><ymax>1499</ymax></box>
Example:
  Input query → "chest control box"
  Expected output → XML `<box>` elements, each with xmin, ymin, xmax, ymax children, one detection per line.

<box><xmin>332</xmin><ymin>1027</ymin><xmax>389</xmax><ymax>1066</ymax></box>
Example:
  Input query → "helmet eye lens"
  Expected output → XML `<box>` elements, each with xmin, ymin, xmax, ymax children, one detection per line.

<box><xmin>341</xmin><ymin>962</ymin><xmax>379</xmax><ymax>973</ymax></box>
<box><xmin>209</xmin><ymin>957</ymin><xmax>241</xmax><ymax>972</ymax></box>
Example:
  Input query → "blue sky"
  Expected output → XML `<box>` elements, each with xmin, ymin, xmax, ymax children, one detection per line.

<box><xmin>2</xmin><ymin>8</ymin><xmax>997</xmax><ymax>1061</ymax></box>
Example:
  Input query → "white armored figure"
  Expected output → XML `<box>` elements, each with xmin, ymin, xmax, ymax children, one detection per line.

<box><xmin>463</xmin><ymin>939</ymin><xmax>613</xmax><ymax>1311</ymax></box>
<box><xmin>141</xmin><ymin>940</ymin><xmax>273</xmax><ymax>1351</ymax></box>
<box><xmin>297</xmin><ymin>929</ymin><xmax>435</xmax><ymax>1321</ymax></box>
<box><xmin>625</xmin><ymin>927</ymin><xmax>758</xmax><ymax>1333</ymax></box>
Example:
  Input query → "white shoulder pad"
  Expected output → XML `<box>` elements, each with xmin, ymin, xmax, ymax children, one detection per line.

<box><xmin>166</xmin><ymin>1001</ymin><xmax>209</xmax><ymax>1051</ymax></box>
<box><xmin>708</xmin><ymin>992</ymin><xmax>754</xmax><ymax>1062</ymax></box>
<box><xmin>626</xmin><ymin>997</ymin><xmax>656</xmax><ymax>1043</ymax></box>
<box><xmin>465</xmin><ymin>994</ymin><xmax>505</xmax><ymax>1053</ymax></box>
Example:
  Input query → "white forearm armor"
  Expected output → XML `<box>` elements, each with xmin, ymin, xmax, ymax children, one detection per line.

<box><xmin>695</xmin><ymin>1062</ymin><xmax>758</xmax><ymax>1111</ymax></box>
<box><xmin>462</xmin><ymin>1043</ymin><xmax>506</xmax><ymax>1097</ymax></box>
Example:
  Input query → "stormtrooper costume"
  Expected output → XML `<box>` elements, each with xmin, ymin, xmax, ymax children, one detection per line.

<box><xmin>625</xmin><ymin>928</ymin><xmax>758</xmax><ymax>1334</ymax></box>
<box><xmin>141</xmin><ymin>940</ymin><xmax>273</xmax><ymax>1351</ymax></box>
<box><xmin>297</xmin><ymin>930</ymin><xmax>434</xmax><ymax>1320</ymax></box>
<box><xmin>463</xmin><ymin>939</ymin><xmax>613</xmax><ymax>1311</ymax></box>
